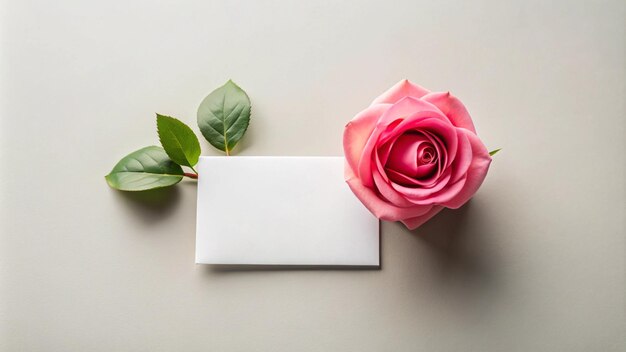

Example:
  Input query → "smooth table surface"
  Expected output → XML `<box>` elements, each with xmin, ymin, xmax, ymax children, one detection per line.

<box><xmin>1</xmin><ymin>0</ymin><xmax>624</xmax><ymax>351</ymax></box>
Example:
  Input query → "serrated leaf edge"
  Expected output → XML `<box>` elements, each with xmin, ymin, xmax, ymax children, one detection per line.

<box><xmin>156</xmin><ymin>113</ymin><xmax>200</xmax><ymax>168</ymax></box>
<box><xmin>197</xmin><ymin>80</ymin><xmax>251</xmax><ymax>155</ymax></box>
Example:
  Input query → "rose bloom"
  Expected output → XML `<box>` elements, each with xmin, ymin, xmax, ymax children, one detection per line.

<box><xmin>343</xmin><ymin>80</ymin><xmax>492</xmax><ymax>229</ymax></box>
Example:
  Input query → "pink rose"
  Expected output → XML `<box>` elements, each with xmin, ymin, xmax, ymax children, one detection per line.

<box><xmin>343</xmin><ymin>80</ymin><xmax>492</xmax><ymax>230</ymax></box>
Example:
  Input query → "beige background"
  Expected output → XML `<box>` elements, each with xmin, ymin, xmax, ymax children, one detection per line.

<box><xmin>1</xmin><ymin>0</ymin><xmax>624</xmax><ymax>351</ymax></box>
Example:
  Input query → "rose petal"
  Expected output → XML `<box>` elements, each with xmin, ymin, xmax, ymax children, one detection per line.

<box><xmin>391</xmin><ymin>169</ymin><xmax>452</xmax><ymax>203</ymax></box>
<box><xmin>420</xmin><ymin>130</ymin><xmax>447</xmax><ymax>181</ymax></box>
<box><xmin>358</xmin><ymin>117</ymin><xmax>404</xmax><ymax>188</ymax></box>
<box><xmin>375</xmin><ymin>116</ymin><xmax>455</xmax><ymax>186</ymax></box>
<box><xmin>421</xmin><ymin>92</ymin><xmax>477</xmax><ymax>133</ymax></box>
<box><xmin>441</xmin><ymin>130</ymin><xmax>492</xmax><ymax>208</ymax></box>
<box><xmin>414</xmin><ymin>175</ymin><xmax>467</xmax><ymax>205</ymax></box>
<box><xmin>415</xmin><ymin>162</ymin><xmax>437</xmax><ymax>179</ymax></box>
<box><xmin>376</xmin><ymin>97</ymin><xmax>444</xmax><ymax>128</ymax></box>
<box><xmin>401</xmin><ymin>206</ymin><xmax>444</xmax><ymax>230</ymax></box>
<box><xmin>450</xmin><ymin>129</ymin><xmax>473</xmax><ymax>183</ymax></box>
<box><xmin>385</xmin><ymin>133</ymin><xmax>429</xmax><ymax>177</ymax></box>
<box><xmin>371</xmin><ymin>79</ymin><xmax>430</xmax><ymax>105</ymax></box>
<box><xmin>345</xmin><ymin>163</ymin><xmax>433</xmax><ymax>221</ymax></box>
<box><xmin>372</xmin><ymin>169</ymin><xmax>415</xmax><ymax>207</ymax></box>
<box><xmin>377</xmin><ymin>138</ymin><xmax>397</xmax><ymax>166</ymax></box>
<box><xmin>385</xmin><ymin>166</ymin><xmax>437</xmax><ymax>188</ymax></box>
<box><xmin>380</xmin><ymin>121</ymin><xmax>453</xmax><ymax>189</ymax></box>
<box><xmin>343</xmin><ymin>104</ymin><xmax>392</xmax><ymax>174</ymax></box>
<box><xmin>374</xmin><ymin>150</ymin><xmax>389</xmax><ymax>183</ymax></box>
<box><xmin>394</xmin><ymin>117</ymin><xmax>458</xmax><ymax>170</ymax></box>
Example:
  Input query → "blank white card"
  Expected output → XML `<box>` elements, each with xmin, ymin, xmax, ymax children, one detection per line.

<box><xmin>195</xmin><ymin>156</ymin><xmax>379</xmax><ymax>266</ymax></box>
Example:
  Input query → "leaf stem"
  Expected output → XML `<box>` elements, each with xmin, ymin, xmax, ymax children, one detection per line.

<box><xmin>190</xmin><ymin>166</ymin><xmax>198</xmax><ymax>173</ymax></box>
<box><xmin>184</xmin><ymin>172</ymin><xmax>198</xmax><ymax>179</ymax></box>
<box><xmin>225</xmin><ymin>148</ymin><xmax>230</xmax><ymax>156</ymax></box>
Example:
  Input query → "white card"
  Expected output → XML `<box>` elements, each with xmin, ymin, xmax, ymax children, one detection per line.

<box><xmin>195</xmin><ymin>156</ymin><xmax>379</xmax><ymax>266</ymax></box>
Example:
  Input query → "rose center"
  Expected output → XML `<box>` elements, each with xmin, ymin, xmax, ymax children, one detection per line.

<box><xmin>418</xmin><ymin>145</ymin><xmax>437</xmax><ymax>165</ymax></box>
<box><xmin>383</xmin><ymin>132</ymin><xmax>441</xmax><ymax>183</ymax></box>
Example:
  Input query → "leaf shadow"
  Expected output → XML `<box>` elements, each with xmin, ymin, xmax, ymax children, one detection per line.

<box><xmin>113</xmin><ymin>186</ymin><xmax>181</xmax><ymax>225</ymax></box>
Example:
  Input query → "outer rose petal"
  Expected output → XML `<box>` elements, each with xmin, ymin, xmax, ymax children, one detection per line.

<box><xmin>371</xmin><ymin>79</ymin><xmax>430</xmax><ymax>105</ymax></box>
<box><xmin>372</xmin><ymin>169</ymin><xmax>415</xmax><ymax>207</ymax></box>
<box><xmin>442</xmin><ymin>129</ymin><xmax>492</xmax><ymax>209</ymax></box>
<box><xmin>421</xmin><ymin>92</ymin><xmax>477</xmax><ymax>133</ymax></box>
<box><xmin>343</xmin><ymin>104</ymin><xmax>391</xmax><ymax>173</ymax></box>
<box><xmin>401</xmin><ymin>206</ymin><xmax>444</xmax><ymax>230</ymax></box>
<box><xmin>345</xmin><ymin>162</ymin><xmax>432</xmax><ymax>221</ymax></box>
<box><xmin>450</xmin><ymin>130</ymin><xmax>473</xmax><ymax>183</ymax></box>
<box><xmin>376</xmin><ymin>97</ymin><xmax>444</xmax><ymax>127</ymax></box>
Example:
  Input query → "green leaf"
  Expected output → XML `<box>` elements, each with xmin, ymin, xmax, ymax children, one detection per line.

<box><xmin>156</xmin><ymin>113</ymin><xmax>201</xmax><ymax>168</ymax></box>
<box><xmin>197</xmin><ymin>80</ymin><xmax>251</xmax><ymax>155</ymax></box>
<box><xmin>489</xmin><ymin>148</ymin><xmax>502</xmax><ymax>156</ymax></box>
<box><xmin>105</xmin><ymin>146</ymin><xmax>184</xmax><ymax>191</ymax></box>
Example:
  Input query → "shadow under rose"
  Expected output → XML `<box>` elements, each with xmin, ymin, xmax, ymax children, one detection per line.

<box><xmin>409</xmin><ymin>201</ymin><xmax>502</xmax><ymax>293</ymax></box>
